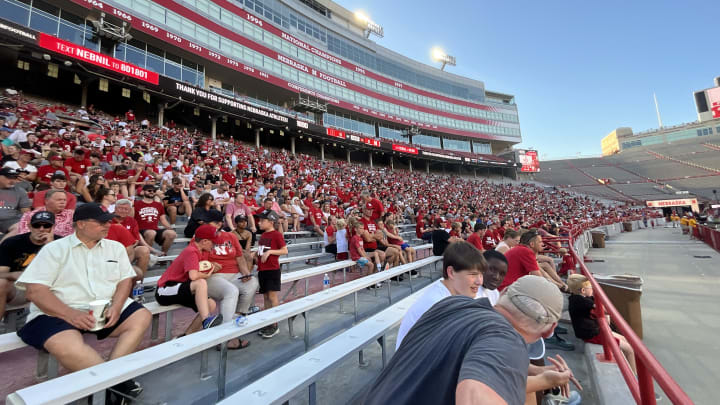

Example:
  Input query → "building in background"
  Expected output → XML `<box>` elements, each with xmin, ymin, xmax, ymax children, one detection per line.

<box><xmin>0</xmin><ymin>0</ymin><xmax>522</xmax><ymax>162</ymax></box>
<box><xmin>600</xmin><ymin>77</ymin><xmax>720</xmax><ymax>154</ymax></box>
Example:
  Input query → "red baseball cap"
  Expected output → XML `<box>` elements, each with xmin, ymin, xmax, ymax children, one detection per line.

<box><xmin>194</xmin><ymin>224</ymin><xmax>220</xmax><ymax>243</ymax></box>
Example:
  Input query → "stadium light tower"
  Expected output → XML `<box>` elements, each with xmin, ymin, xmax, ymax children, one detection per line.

<box><xmin>354</xmin><ymin>11</ymin><xmax>384</xmax><ymax>39</ymax></box>
<box><xmin>431</xmin><ymin>47</ymin><xmax>456</xmax><ymax>71</ymax></box>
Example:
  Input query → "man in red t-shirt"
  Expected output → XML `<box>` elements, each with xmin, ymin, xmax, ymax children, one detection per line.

<box><xmin>133</xmin><ymin>185</ymin><xmax>177</xmax><ymax>255</ymax></box>
<box><xmin>499</xmin><ymin>230</ymin><xmax>544</xmax><ymax>291</ymax></box>
<box><xmin>37</xmin><ymin>156</ymin><xmax>70</xmax><ymax>184</ymax></box>
<box><xmin>113</xmin><ymin>199</ymin><xmax>155</xmax><ymax>280</ymax></box>
<box><xmin>253</xmin><ymin>210</ymin><xmax>288</xmax><ymax>339</ymax></box>
<box><xmin>155</xmin><ymin>224</ymin><xmax>222</xmax><ymax>335</ymax></box>
<box><xmin>32</xmin><ymin>173</ymin><xmax>76</xmax><ymax>209</ymax></box>
<box><xmin>482</xmin><ymin>223</ymin><xmax>499</xmax><ymax>251</ymax></box>
<box><xmin>466</xmin><ymin>222</ymin><xmax>485</xmax><ymax>252</ymax></box>
<box><xmin>64</xmin><ymin>149</ymin><xmax>91</xmax><ymax>185</ymax></box>
<box><xmin>361</xmin><ymin>190</ymin><xmax>384</xmax><ymax>221</ymax></box>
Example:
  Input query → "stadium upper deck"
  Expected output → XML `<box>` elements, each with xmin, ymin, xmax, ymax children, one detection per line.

<box><xmin>0</xmin><ymin>0</ymin><xmax>521</xmax><ymax>160</ymax></box>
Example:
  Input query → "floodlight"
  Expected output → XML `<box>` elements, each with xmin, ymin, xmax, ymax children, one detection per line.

<box><xmin>354</xmin><ymin>11</ymin><xmax>384</xmax><ymax>38</ymax></box>
<box><xmin>431</xmin><ymin>47</ymin><xmax>456</xmax><ymax>71</ymax></box>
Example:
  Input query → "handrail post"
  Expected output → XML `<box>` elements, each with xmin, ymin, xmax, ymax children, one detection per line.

<box><xmin>217</xmin><ymin>342</ymin><xmax>228</xmax><ymax>400</ymax></box>
<box><xmin>637</xmin><ymin>359</ymin><xmax>657</xmax><ymax>405</ymax></box>
<box><xmin>594</xmin><ymin>300</ymin><xmax>613</xmax><ymax>362</ymax></box>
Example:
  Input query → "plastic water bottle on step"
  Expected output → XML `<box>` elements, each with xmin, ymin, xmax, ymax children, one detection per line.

<box><xmin>132</xmin><ymin>281</ymin><xmax>144</xmax><ymax>303</ymax></box>
<box><xmin>323</xmin><ymin>273</ymin><xmax>330</xmax><ymax>289</ymax></box>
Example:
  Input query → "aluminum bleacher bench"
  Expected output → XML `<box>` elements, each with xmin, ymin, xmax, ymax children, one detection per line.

<box><xmin>217</xmin><ymin>281</ymin><xmax>437</xmax><ymax>405</ymax></box>
<box><xmin>5</xmin><ymin>256</ymin><xmax>442</xmax><ymax>405</ymax></box>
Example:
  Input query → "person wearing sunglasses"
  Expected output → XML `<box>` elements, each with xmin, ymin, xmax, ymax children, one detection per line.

<box><xmin>0</xmin><ymin>211</ymin><xmax>60</xmax><ymax>323</ymax></box>
<box><xmin>17</xmin><ymin>189</ymin><xmax>74</xmax><ymax>237</ymax></box>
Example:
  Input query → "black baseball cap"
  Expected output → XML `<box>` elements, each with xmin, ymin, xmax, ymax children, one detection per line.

<box><xmin>72</xmin><ymin>203</ymin><xmax>116</xmax><ymax>222</ymax></box>
<box><xmin>51</xmin><ymin>172</ymin><xmax>67</xmax><ymax>181</ymax></box>
<box><xmin>257</xmin><ymin>210</ymin><xmax>279</xmax><ymax>222</ymax></box>
<box><xmin>30</xmin><ymin>211</ymin><xmax>55</xmax><ymax>226</ymax></box>
<box><xmin>234</xmin><ymin>214</ymin><xmax>248</xmax><ymax>223</ymax></box>
<box><xmin>142</xmin><ymin>184</ymin><xmax>157</xmax><ymax>191</ymax></box>
<box><xmin>0</xmin><ymin>167</ymin><xmax>19</xmax><ymax>178</ymax></box>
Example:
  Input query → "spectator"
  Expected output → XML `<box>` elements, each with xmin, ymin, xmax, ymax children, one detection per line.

<box><xmin>385</xmin><ymin>219</ymin><xmax>416</xmax><ymax>263</ymax></box>
<box><xmin>163</xmin><ymin>177</ymin><xmax>191</xmax><ymax>224</ymax></box>
<box><xmin>349</xmin><ymin>222</ymin><xmax>381</xmax><ymax>283</ymax></box>
<box><xmin>0</xmin><ymin>211</ymin><xmax>60</xmax><ymax>317</ymax></box>
<box><xmin>360</xmin><ymin>190</ymin><xmax>384</xmax><ymax>221</ymax></box>
<box><xmin>225</xmin><ymin>193</ymin><xmax>256</xmax><ymax>233</ymax></box>
<box><xmin>94</xmin><ymin>187</ymin><xmax>117</xmax><ymax>212</ymax></box>
<box><xmin>32</xmin><ymin>173</ymin><xmax>77</xmax><ymax>209</ymax></box>
<box><xmin>431</xmin><ymin>218</ymin><xmax>461</xmax><ymax>256</ymax></box>
<box><xmin>568</xmin><ymin>274</ymin><xmax>636</xmax><ymax>373</ymax></box>
<box><xmin>134</xmin><ymin>185</ymin><xmax>177</xmax><ymax>256</ymax></box>
<box><xmin>36</xmin><ymin>155</ymin><xmax>69</xmax><ymax>185</ymax></box>
<box><xmin>17</xmin><ymin>190</ymin><xmax>74</xmax><ymax>236</ymax></box>
<box><xmin>64</xmin><ymin>148</ymin><xmax>91</xmax><ymax>185</ymax></box>
<box><xmin>323</xmin><ymin>215</ymin><xmax>337</xmax><ymax>255</ymax></box>
<box><xmin>155</xmin><ymin>224</ymin><xmax>223</xmax><ymax>335</ymax></box>
<box><xmin>253</xmin><ymin>210</ymin><xmax>288</xmax><ymax>339</ymax></box>
<box><xmin>203</xmin><ymin>210</ymin><xmax>258</xmax><ymax>349</ymax></box>
<box><xmin>113</xmin><ymin>199</ymin><xmax>153</xmax><ymax>280</ymax></box>
<box><xmin>395</xmin><ymin>241</ymin><xmax>486</xmax><ymax>348</ymax></box>
<box><xmin>466</xmin><ymin>222</ymin><xmax>486</xmax><ymax>252</ymax></box>
<box><xmin>496</xmin><ymin>229</ymin><xmax>520</xmax><ymax>254</ymax></box>
<box><xmin>335</xmin><ymin>218</ymin><xmax>349</xmax><ymax>260</ymax></box>
<box><xmin>210</xmin><ymin>182</ymin><xmax>231</xmax><ymax>210</ymax></box>
<box><xmin>15</xmin><ymin>203</ymin><xmax>151</xmax><ymax>401</ymax></box>
<box><xmin>364</xmin><ymin>275</ymin><xmax>563</xmax><ymax>405</ymax></box>
<box><xmin>3</xmin><ymin>149</ymin><xmax>37</xmax><ymax>184</ymax></box>
<box><xmin>185</xmin><ymin>193</ymin><xmax>219</xmax><ymax>238</ymax></box>
<box><xmin>0</xmin><ymin>167</ymin><xmax>31</xmax><ymax>240</ymax></box>
<box><xmin>231</xmin><ymin>215</ymin><xmax>254</xmax><ymax>270</ymax></box>
<box><xmin>477</xmin><ymin>249</ymin><xmax>508</xmax><ymax>305</ymax></box>
<box><xmin>359</xmin><ymin>206</ymin><xmax>386</xmax><ymax>266</ymax></box>
<box><xmin>483</xmin><ymin>221</ymin><xmax>499</xmax><ymax>250</ymax></box>
<box><xmin>271</xmin><ymin>161</ymin><xmax>284</xmax><ymax>182</ymax></box>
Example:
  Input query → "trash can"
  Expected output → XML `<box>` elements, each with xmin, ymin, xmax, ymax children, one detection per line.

<box><xmin>594</xmin><ymin>274</ymin><xmax>643</xmax><ymax>338</ymax></box>
<box><xmin>591</xmin><ymin>231</ymin><xmax>605</xmax><ymax>248</ymax></box>
<box><xmin>623</xmin><ymin>222</ymin><xmax>633</xmax><ymax>232</ymax></box>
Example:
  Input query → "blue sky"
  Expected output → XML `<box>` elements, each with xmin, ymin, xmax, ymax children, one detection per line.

<box><xmin>339</xmin><ymin>0</ymin><xmax>719</xmax><ymax>159</ymax></box>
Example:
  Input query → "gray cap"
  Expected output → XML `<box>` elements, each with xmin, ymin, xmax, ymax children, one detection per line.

<box><xmin>505</xmin><ymin>275</ymin><xmax>563</xmax><ymax>325</ymax></box>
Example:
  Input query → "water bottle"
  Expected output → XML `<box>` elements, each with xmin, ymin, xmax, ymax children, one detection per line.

<box><xmin>377</xmin><ymin>263</ymin><xmax>382</xmax><ymax>272</ymax></box>
<box><xmin>323</xmin><ymin>273</ymin><xmax>330</xmax><ymax>289</ymax></box>
<box><xmin>132</xmin><ymin>281</ymin><xmax>144</xmax><ymax>303</ymax></box>
<box><xmin>234</xmin><ymin>315</ymin><xmax>248</xmax><ymax>327</ymax></box>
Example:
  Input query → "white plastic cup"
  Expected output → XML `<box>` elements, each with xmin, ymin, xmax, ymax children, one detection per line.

<box><xmin>88</xmin><ymin>299</ymin><xmax>110</xmax><ymax>331</ymax></box>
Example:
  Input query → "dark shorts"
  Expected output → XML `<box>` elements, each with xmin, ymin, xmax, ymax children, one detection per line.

<box><xmin>140</xmin><ymin>228</ymin><xmax>173</xmax><ymax>244</ymax></box>
<box><xmin>325</xmin><ymin>244</ymin><xmax>337</xmax><ymax>254</ymax></box>
<box><xmin>258</xmin><ymin>269</ymin><xmax>281</xmax><ymax>293</ymax></box>
<box><xmin>155</xmin><ymin>281</ymin><xmax>198</xmax><ymax>312</ymax></box>
<box><xmin>17</xmin><ymin>301</ymin><xmax>145</xmax><ymax>351</ymax></box>
<box><xmin>365</xmin><ymin>247</ymin><xmax>376</xmax><ymax>253</ymax></box>
<box><xmin>376</xmin><ymin>245</ymin><xmax>387</xmax><ymax>252</ymax></box>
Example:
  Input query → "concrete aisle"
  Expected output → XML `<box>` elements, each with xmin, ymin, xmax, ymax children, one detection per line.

<box><xmin>586</xmin><ymin>226</ymin><xmax>719</xmax><ymax>405</ymax></box>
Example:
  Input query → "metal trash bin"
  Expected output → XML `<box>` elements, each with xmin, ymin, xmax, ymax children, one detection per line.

<box><xmin>591</xmin><ymin>231</ymin><xmax>605</xmax><ymax>248</ymax></box>
<box><xmin>594</xmin><ymin>274</ymin><xmax>643</xmax><ymax>338</ymax></box>
<box><xmin>623</xmin><ymin>222</ymin><xmax>633</xmax><ymax>232</ymax></box>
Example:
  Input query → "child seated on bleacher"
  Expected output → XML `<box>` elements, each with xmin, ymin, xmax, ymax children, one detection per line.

<box><xmin>567</xmin><ymin>274</ymin><xmax>636</xmax><ymax>373</ymax></box>
<box><xmin>334</xmin><ymin>218</ymin><xmax>349</xmax><ymax>260</ymax></box>
<box><xmin>349</xmin><ymin>222</ymin><xmax>382</xmax><ymax>288</ymax></box>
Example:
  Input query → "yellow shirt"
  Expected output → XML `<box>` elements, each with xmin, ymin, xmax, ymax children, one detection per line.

<box><xmin>679</xmin><ymin>218</ymin><xmax>689</xmax><ymax>226</ymax></box>
<box><xmin>688</xmin><ymin>219</ymin><xmax>697</xmax><ymax>228</ymax></box>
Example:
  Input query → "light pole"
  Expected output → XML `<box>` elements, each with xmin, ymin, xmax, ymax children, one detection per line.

<box><xmin>431</xmin><ymin>47</ymin><xmax>456</xmax><ymax>71</ymax></box>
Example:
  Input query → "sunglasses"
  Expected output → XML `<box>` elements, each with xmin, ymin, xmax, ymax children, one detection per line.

<box><xmin>31</xmin><ymin>223</ymin><xmax>53</xmax><ymax>229</ymax></box>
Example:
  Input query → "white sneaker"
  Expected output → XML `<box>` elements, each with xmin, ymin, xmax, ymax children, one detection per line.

<box><xmin>148</xmin><ymin>254</ymin><xmax>159</xmax><ymax>267</ymax></box>
<box><xmin>543</xmin><ymin>390</ymin><xmax>581</xmax><ymax>405</ymax></box>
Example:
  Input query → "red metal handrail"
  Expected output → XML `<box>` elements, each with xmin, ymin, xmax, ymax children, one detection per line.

<box><xmin>568</xmin><ymin>238</ymin><xmax>694</xmax><ymax>405</ymax></box>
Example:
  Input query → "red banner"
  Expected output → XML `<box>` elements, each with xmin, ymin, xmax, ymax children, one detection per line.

<box><xmin>392</xmin><ymin>144</ymin><xmax>418</xmax><ymax>154</ymax></box>
<box><xmin>326</xmin><ymin>128</ymin><xmax>346</xmax><ymax>139</ymax></box>
<box><xmin>37</xmin><ymin>33</ymin><xmax>159</xmax><ymax>85</ymax></box>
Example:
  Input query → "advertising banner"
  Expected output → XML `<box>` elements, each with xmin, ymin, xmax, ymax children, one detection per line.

<box><xmin>707</xmin><ymin>87</ymin><xmax>720</xmax><ymax>119</ymax></box>
<box><xmin>37</xmin><ymin>33</ymin><xmax>159</xmax><ymax>85</ymax></box>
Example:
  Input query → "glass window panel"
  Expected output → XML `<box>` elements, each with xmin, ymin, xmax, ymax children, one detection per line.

<box><xmin>149</xmin><ymin>3</ymin><xmax>165</xmax><ymax>23</ymax></box>
<box><xmin>32</xmin><ymin>0</ymin><xmax>58</xmax><ymax>15</ymax></box>
<box><xmin>125</xmin><ymin>46</ymin><xmax>145</xmax><ymax>67</ymax></box>
<box><xmin>132</xmin><ymin>0</ymin><xmax>150</xmax><ymax>16</ymax></box>
<box><xmin>182</xmin><ymin>67</ymin><xmax>197</xmax><ymax>84</ymax></box>
<box><xmin>146</xmin><ymin>54</ymin><xmax>164</xmax><ymax>74</ymax></box>
<box><xmin>3</xmin><ymin>0</ymin><xmax>30</xmax><ymax>25</ymax></box>
<box><xmin>58</xmin><ymin>22</ymin><xmax>84</xmax><ymax>45</ymax></box>
<box><xmin>165</xmin><ymin>61</ymin><xmax>181</xmax><ymax>80</ymax></box>
<box><xmin>29</xmin><ymin>11</ymin><xmax>58</xmax><ymax>34</ymax></box>
<box><xmin>166</xmin><ymin>12</ymin><xmax>181</xmax><ymax>28</ymax></box>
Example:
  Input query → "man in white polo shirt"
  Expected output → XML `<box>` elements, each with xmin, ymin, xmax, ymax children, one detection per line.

<box><xmin>16</xmin><ymin>203</ymin><xmax>151</xmax><ymax>402</ymax></box>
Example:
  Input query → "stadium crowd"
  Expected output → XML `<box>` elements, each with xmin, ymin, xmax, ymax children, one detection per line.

<box><xmin>1</xmin><ymin>93</ymin><xmax>658</xmax><ymax>404</ymax></box>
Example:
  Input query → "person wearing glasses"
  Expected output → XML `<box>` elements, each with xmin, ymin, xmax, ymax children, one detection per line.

<box><xmin>0</xmin><ymin>211</ymin><xmax>61</xmax><ymax>323</ymax></box>
<box><xmin>17</xmin><ymin>190</ymin><xmax>74</xmax><ymax>237</ymax></box>
<box><xmin>15</xmin><ymin>203</ymin><xmax>152</xmax><ymax>402</ymax></box>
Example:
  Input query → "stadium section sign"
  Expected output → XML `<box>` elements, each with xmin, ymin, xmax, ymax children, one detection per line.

<box><xmin>518</xmin><ymin>149</ymin><xmax>540</xmax><ymax>172</ymax></box>
<box><xmin>37</xmin><ymin>34</ymin><xmax>159</xmax><ymax>85</ymax></box>
<box><xmin>392</xmin><ymin>144</ymin><xmax>418</xmax><ymax>155</ymax></box>
<box><xmin>646</xmin><ymin>198</ymin><xmax>699</xmax><ymax>212</ymax></box>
